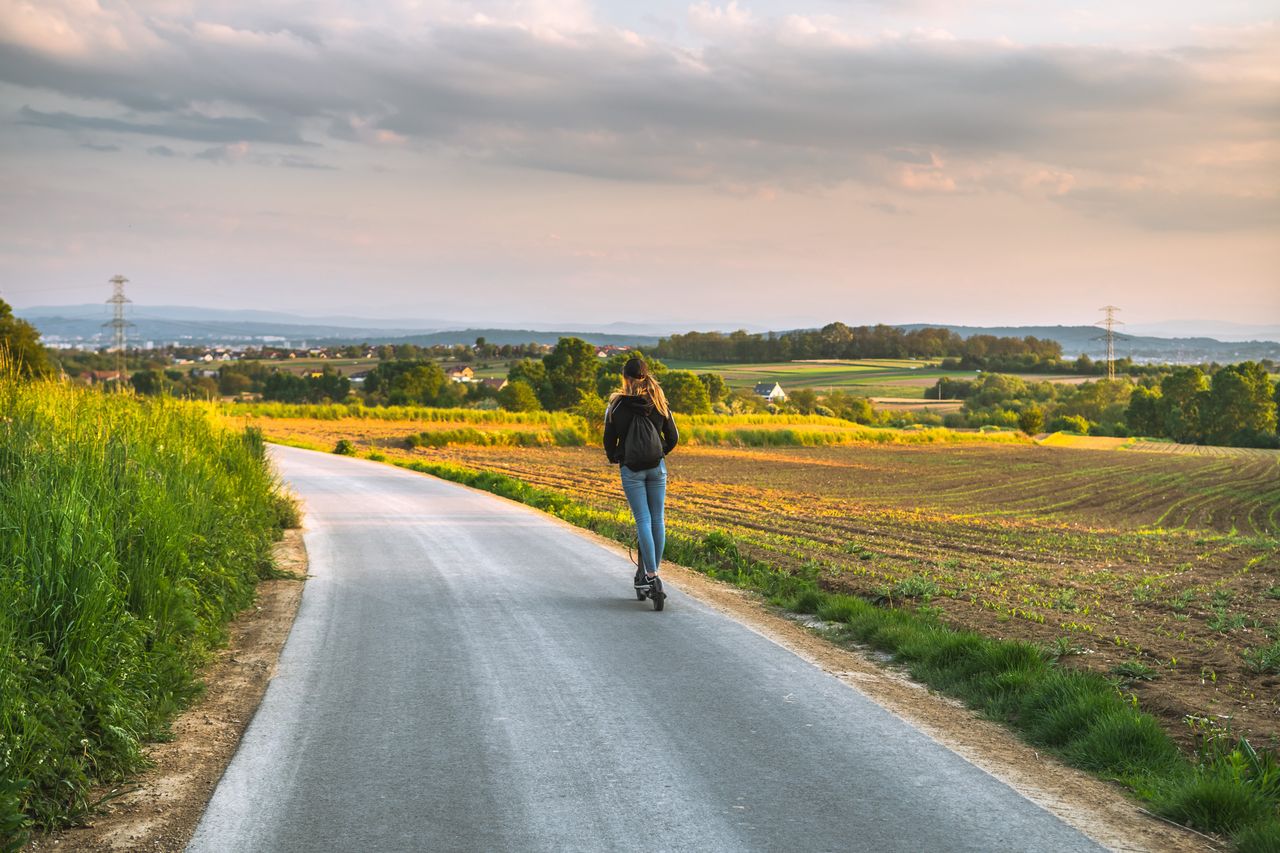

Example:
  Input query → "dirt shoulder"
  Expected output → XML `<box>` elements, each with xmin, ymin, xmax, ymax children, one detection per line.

<box><xmin>25</xmin><ymin>530</ymin><xmax>308</xmax><ymax>853</ymax></box>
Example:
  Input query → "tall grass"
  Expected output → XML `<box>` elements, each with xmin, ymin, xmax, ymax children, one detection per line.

<box><xmin>405</xmin><ymin>425</ymin><xmax>590</xmax><ymax>449</ymax></box>
<box><xmin>227</xmin><ymin>401</ymin><xmax>561</xmax><ymax>424</ymax></box>
<box><xmin>232</xmin><ymin>402</ymin><xmax>1027</xmax><ymax>449</ymax></box>
<box><xmin>0</xmin><ymin>373</ymin><xmax>295</xmax><ymax>847</ymax></box>
<box><xmin>684</xmin><ymin>424</ymin><xmax>1027</xmax><ymax>447</ymax></box>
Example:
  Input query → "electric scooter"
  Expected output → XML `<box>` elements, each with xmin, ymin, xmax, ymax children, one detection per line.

<box><xmin>629</xmin><ymin>541</ymin><xmax>666</xmax><ymax>611</ymax></box>
<box><xmin>633</xmin><ymin>566</ymin><xmax>666</xmax><ymax>611</ymax></box>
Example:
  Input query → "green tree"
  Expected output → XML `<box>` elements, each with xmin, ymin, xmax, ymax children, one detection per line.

<box><xmin>130</xmin><ymin>369</ymin><xmax>169</xmax><ymax>396</ymax></box>
<box><xmin>1201</xmin><ymin>362</ymin><xmax>1278</xmax><ymax>446</ymax></box>
<box><xmin>697</xmin><ymin>372</ymin><xmax>727</xmax><ymax>404</ymax></box>
<box><xmin>1017</xmin><ymin>405</ymin><xmax>1044</xmax><ymax>436</ymax></box>
<box><xmin>434</xmin><ymin>379</ymin><xmax>467</xmax><ymax>408</ymax></box>
<box><xmin>724</xmin><ymin>389</ymin><xmax>767</xmax><ymax>414</ymax></box>
<box><xmin>263</xmin><ymin>371</ymin><xmax>309</xmax><ymax>402</ymax></box>
<box><xmin>823</xmin><ymin>390</ymin><xmax>875</xmax><ymax>423</ymax></box>
<box><xmin>0</xmin><ymin>298</ymin><xmax>51</xmax><ymax>377</ymax></box>
<box><xmin>786</xmin><ymin>388</ymin><xmax>819</xmax><ymax>414</ymax></box>
<box><xmin>542</xmin><ymin>337</ymin><xmax>599</xmax><ymax>410</ymax></box>
<box><xmin>507</xmin><ymin>358</ymin><xmax>548</xmax><ymax>401</ymax></box>
<box><xmin>219</xmin><ymin>371</ymin><xmax>254</xmax><ymax>396</ymax></box>
<box><xmin>1052</xmin><ymin>414</ymin><xmax>1091</xmax><ymax>434</ymax></box>
<box><xmin>969</xmin><ymin>373</ymin><xmax>1029</xmax><ymax>408</ymax></box>
<box><xmin>312</xmin><ymin>366</ymin><xmax>351</xmax><ymax>403</ymax></box>
<box><xmin>1159</xmin><ymin>367</ymin><xmax>1209</xmax><ymax>443</ymax></box>
<box><xmin>662</xmin><ymin>370</ymin><xmax>712</xmax><ymax>414</ymax></box>
<box><xmin>1125</xmin><ymin>386</ymin><xmax>1164</xmax><ymax>437</ymax></box>
<box><xmin>184</xmin><ymin>375</ymin><xmax>220</xmax><ymax>400</ymax></box>
<box><xmin>389</xmin><ymin>363</ymin><xmax>445</xmax><ymax>405</ymax></box>
<box><xmin>497</xmin><ymin>380</ymin><xmax>542</xmax><ymax>412</ymax></box>
<box><xmin>571</xmin><ymin>391</ymin><xmax>607</xmax><ymax>436</ymax></box>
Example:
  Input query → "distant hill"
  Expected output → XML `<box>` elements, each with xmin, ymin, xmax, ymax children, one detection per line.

<box><xmin>896</xmin><ymin>324</ymin><xmax>1280</xmax><ymax>362</ymax></box>
<box><xmin>19</xmin><ymin>305</ymin><xmax>662</xmax><ymax>348</ymax></box>
<box><xmin>18</xmin><ymin>304</ymin><xmax>766</xmax><ymax>339</ymax></box>
<box><xmin>382</xmin><ymin>329</ymin><xmax>660</xmax><ymax>347</ymax></box>
<box><xmin>1124</xmin><ymin>320</ymin><xmax>1280</xmax><ymax>342</ymax></box>
<box><xmin>18</xmin><ymin>304</ymin><xmax>1277</xmax><ymax>362</ymax></box>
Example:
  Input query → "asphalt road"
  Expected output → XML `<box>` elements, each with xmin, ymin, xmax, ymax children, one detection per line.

<box><xmin>188</xmin><ymin>445</ymin><xmax>1107</xmax><ymax>853</ymax></box>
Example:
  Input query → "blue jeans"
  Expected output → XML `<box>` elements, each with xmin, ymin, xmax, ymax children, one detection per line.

<box><xmin>620</xmin><ymin>460</ymin><xmax>667</xmax><ymax>575</ymax></box>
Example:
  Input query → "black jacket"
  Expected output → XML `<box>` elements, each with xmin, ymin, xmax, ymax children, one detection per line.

<box><xmin>603</xmin><ymin>396</ymin><xmax>678</xmax><ymax>468</ymax></box>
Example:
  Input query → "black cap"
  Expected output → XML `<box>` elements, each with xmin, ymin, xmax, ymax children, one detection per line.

<box><xmin>623</xmin><ymin>357</ymin><xmax>648</xmax><ymax>379</ymax></box>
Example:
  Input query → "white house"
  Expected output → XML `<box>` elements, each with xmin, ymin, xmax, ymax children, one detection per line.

<box><xmin>753</xmin><ymin>382</ymin><xmax>787</xmax><ymax>402</ymax></box>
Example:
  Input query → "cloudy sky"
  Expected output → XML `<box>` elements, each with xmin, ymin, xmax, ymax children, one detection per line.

<box><xmin>0</xmin><ymin>1</ymin><xmax>1276</xmax><ymax>329</ymax></box>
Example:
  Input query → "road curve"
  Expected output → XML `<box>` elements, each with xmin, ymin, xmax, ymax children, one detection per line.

<box><xmin>189</xmin><ymin>445</ymin><xmax>1106</xmax><ymax>853</ymax></box>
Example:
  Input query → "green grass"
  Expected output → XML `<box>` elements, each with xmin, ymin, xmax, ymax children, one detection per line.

<box><xmin>682</xmin><ymin>424</ymin><xmax>1027</xmax><ymax>447</ymax></box>
<box><xmin>385</xmin><ymin>454</ymin><xmax>1280</xmax><ymax>851</ymax></box>
<box><xmin>663</xmin><ymin>358</ymin><xmax>958</xmax><ymax>397</ymax></box>
<box><xmin>0</xmin><ymin>373</ymin><xmax>294</xmax><ymax>847</ymax></box>
<box><xmin>404</xmin><ymin>425</ymin><xmax>590</xmax><ymax>449</ymax></box>
<box><xmin>228</xmin><ymin>401</ymin><xmax>566</xmax><ymax>424</ymax></box>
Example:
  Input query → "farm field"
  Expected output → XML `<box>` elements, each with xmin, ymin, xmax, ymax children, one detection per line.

<box><xmin>236</xmin><ymin>357</ymin><xmax>378</xmax><ymax>376</ymax></box>
<box><xmin>243</xmin><ymin>409</ymin><xmax>1280</xmax><ymax>750</ymax></box>
<box><xmin>663</xmin><ymin>358</ymin><xmax>952</xmax><ymax>397</ymax></box>
<box><xmin>663</xmin><ymin>358</ymin><xmax>1093</xmax><ymax>399</ymax></box>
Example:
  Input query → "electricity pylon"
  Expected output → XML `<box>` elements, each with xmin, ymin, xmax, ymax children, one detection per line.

<box><xmin>1095</xmin><ymin>305</ymin><xmax>1122</xmax><ymax>381</ymax></box>
<box><xmin>103</xmin><ymin>275</ymin><xmax>133</xmax><ymax>383</ymax></box>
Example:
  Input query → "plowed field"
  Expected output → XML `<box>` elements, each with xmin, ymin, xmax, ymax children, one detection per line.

<box><xmin>254</xmin><ymin>416</ymin><xmax>1280</xmax><ymax>748</ymax></box>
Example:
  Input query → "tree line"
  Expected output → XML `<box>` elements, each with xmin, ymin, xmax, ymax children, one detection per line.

<box><xmin>919</xmin><ymin>364</ymin><xmax>1279</xmax><ymax>447</ymax></box>
<box><xmin>1126</xmin><ymin>364</ymin><xmax>1278</xmax><ymax>447</ymax></box>
<box><xmin>654</xmin><ymin>323</ymin><xmax>1065</xmax><ymax>369</ymax></box>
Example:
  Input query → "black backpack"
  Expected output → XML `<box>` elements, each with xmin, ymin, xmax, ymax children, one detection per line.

<box><xmin>624</xmin><ymin>411</ymin><xmax>664</xmax><ymax>470</ymax></box>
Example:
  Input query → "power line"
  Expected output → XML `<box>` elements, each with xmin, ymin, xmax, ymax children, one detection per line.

<box><xmin>103</xmin><ymin>275</ymin><xmax>133</xmax><ymax>382</ymax></box>
<box><xmin>1095</xmin><ymin>305</ymin><xmax>1123</xmax><ymax>381</ymax></box>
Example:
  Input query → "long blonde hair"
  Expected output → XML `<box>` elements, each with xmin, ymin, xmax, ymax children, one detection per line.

<box><xmin>607</xmin><ymin>372</ymin><xmax>671</xmax><ymax>420</ymax></box>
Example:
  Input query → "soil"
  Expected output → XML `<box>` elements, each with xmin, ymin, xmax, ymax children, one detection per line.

<box><xmin>24</xmin><ymin>530</ymin><xmax>308</xmax><ymax>853</ymax></box>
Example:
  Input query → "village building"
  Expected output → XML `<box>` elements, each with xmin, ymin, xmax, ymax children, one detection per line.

<box><xmin>753</xmin><ymin>382</ymin><xmax>787</xmax><ymax>403</ymax></box>
<box><xmin>479</xmin><ymin>377</ymin><xmax>508</xmax><ymax>391</ymax></box>
<box><xmin>446</xmin><ymin>365</ymin><xmax>475</xmax><ymax>382</ymax></box>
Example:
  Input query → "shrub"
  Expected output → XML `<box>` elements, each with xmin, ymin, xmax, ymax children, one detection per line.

<box><xmin>1234</xmin><ymin>819</ymin><xmax>1280</xmax><ymax>853</ymax></box>
<box><xmin>1157</xmin><ymin>775</ymin><xmax>1275</xmax><ymax>835</ymax></box>
<box><xmin>1064</xmin><ymin>711</ymin><xmax>1183</xmax><ymax>777</ymax></box>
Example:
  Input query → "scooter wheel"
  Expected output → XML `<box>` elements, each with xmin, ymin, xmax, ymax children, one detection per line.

<box><xmin>636</xmin><ymin>588</ymin><xmax>646</xmax><ymax>601</ymax></box>
<box><xmin>651</xmin><ymin>577</ymin><xmax>665</xmax><ymax>612</ymax></box>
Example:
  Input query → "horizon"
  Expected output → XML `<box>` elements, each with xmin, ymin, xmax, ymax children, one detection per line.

<box><xmin>1</xmin><ymin>2</ymin><xmax>1278</xmax><ymax>327</ymax></box>
<box><xmin>12</xmin><ymin>299</ymin><xmax>1280</xmax><ymax>344</ymax></box>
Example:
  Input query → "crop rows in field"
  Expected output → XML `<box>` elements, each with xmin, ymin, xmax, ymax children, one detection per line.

<box><xmin>670</xmin><ymin>444</ymin><xmax>1280</xmax><ymax>538</ymax></box>
<box><xmin>412</xmin><ymin>442</ymin><xmax>1280</xmax><ymax>746</ymax></box>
